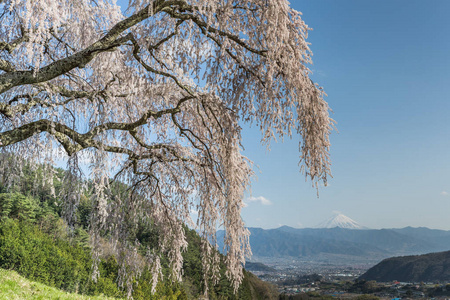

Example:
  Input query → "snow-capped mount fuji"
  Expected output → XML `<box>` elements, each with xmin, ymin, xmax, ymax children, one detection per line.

<box><xmin>316</xmin><ymin>213</ymin><xmax>367</xmax><ymax>229</ymax></box>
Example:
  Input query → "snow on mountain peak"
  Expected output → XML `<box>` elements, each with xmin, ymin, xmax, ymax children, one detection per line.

<box><xmin>316</xmin><ymin>213</ymin><xmax>366</xmax><ymax>229</ymax></box>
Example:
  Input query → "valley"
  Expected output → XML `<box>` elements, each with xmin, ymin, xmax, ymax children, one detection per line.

<box><xmin>233</xmin><ymin>214</ymin><xmax>450</xmax><ymax>298</ymax></box>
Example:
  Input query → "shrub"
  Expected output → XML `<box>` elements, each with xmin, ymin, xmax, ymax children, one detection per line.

<box><xmin>0</xmin><ymin>219</ymin><xmax>90</xmax><ymax>293</ymax></box>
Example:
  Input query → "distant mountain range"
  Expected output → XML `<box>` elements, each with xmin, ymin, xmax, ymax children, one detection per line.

<box><xmin>217</xmin><ymin>216</ymin><xmax>450</xmax><ymax>266</ymax></box>
<box><xmin>249</xmin><ymin>226</ymin><xmax>450</xmax><ymax>257</ymax></box>
<box><xmin>360</xmin><ymin>250</ymin><xmax>450</xmax><ymax>282</ymax></box>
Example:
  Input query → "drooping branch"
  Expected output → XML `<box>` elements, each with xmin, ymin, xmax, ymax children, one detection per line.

<box><xmin>128</xmin><ymin>34</ymin><xmax>195</xmax><ymax>96</ymax></box>
<box><xmin>164</xmin><ymin>5</ymin><xmax>268</xmax><ymax>57</ymax></box>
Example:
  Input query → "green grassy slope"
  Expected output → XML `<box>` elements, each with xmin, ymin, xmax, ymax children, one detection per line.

<box><xmin>0</xmin><ymin>268</ymin><xmax>115</xmax><ymax>300</ymax></box>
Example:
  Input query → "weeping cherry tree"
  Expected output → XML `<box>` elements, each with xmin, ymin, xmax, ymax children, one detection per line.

<box><xmin>0</xmin><ymin>0</ymin><xmax>333</xmax><ymax>296</ymax></box>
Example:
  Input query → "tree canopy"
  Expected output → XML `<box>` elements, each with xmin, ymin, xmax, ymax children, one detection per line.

<box><xmin>0</xmin><ymin>0</ymin><xmax>333</xmax><ymax>294</ymax></box>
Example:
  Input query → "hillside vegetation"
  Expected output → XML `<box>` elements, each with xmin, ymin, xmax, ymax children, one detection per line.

<box><xmin>0</xmin><ymin>156</ymin><xmax>277</xmax><ymax>299</ymax></box>
<box><xmin>360</xmin><ymin>251</ymin><xmax>450</xmax><ymax>282</ymax></box>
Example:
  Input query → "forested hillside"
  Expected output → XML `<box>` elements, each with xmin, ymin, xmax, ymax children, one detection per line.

<box><xmin>0</xmin><ymin>155</ymin><xmax>277</xmax><ymax>299</ymax></box>
<box><xmin>360</xmin><ymin>251</ymin><xmax>450</xmax><ymax>282</ymax></box>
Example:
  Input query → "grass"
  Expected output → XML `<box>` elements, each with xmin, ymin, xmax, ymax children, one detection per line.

<box><xmin>0</xmin><ymin>268</ymin><xmax>115</xmax><ymax>300</ymax></box>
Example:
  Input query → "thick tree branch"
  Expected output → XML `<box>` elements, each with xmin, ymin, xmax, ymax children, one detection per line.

<box><xmin>0</xmin><ymin>86</ymin><xmax>103</xmax><ymax>118</ymax></box>
<box><xmin>0</xmin><ymin>115</ymin><xmax>188</xmax><ymax>168</ymax></box>
<box><xmin>0</xmin><ymin>59</ymin><xmax>16</xmax><ymax>72</ymax></box>
<box><xmin>0</xmin><ymin>0</ymin><xmax>184</xmax><ymax>93</ymax></box>
<box><xmin>83</xmin><ymin>95</ymin><xmax>194</xmax><ymax>140</ymax></box>
<box><xmin>0</xmin><ymin>94</ymin><xmax>47</xmax><ymax>118</ymax></box>
<box><xmin>0</xmin><ymin>28</ymin><xmax>29</xmax><ymax>53</ymax></box>
<box><xmin>0</xmin><ymin>93</ymin><xmax>195</xmax><ymax>150</ymax></box>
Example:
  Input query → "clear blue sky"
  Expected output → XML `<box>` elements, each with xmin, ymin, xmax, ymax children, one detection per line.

<box><xmin>240</xmin><ymin>0</ymin><xmax>450</xmax><ymax>230</ymax></box>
